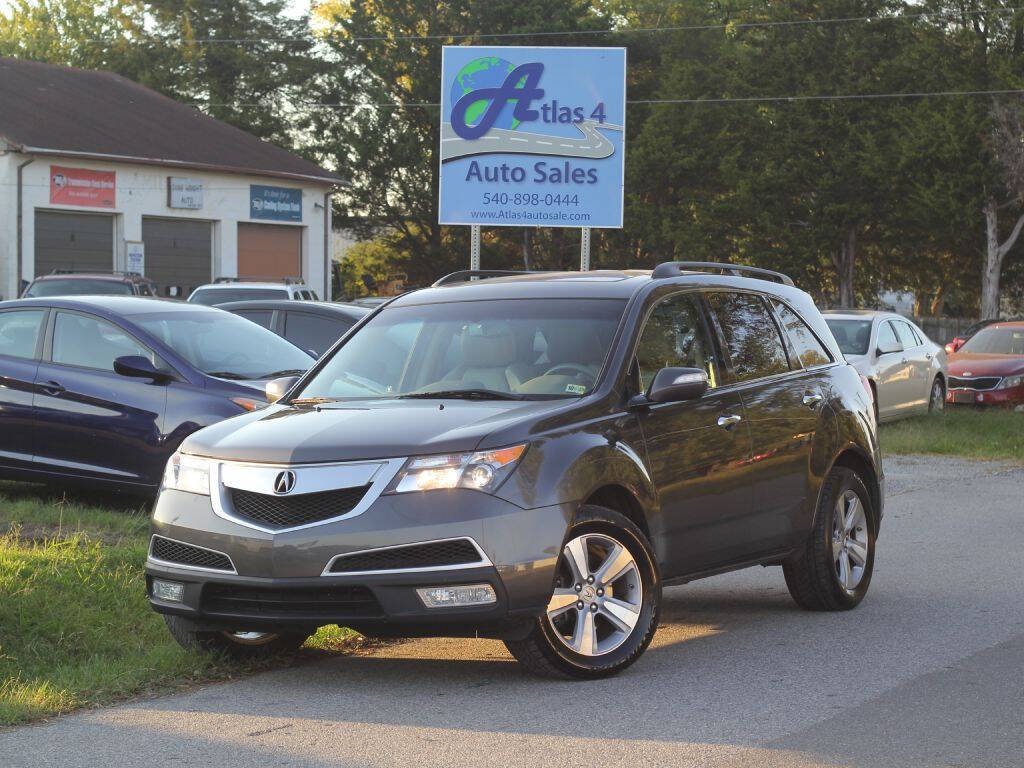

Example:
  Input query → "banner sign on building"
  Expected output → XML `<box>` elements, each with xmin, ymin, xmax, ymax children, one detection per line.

<box><xmin>168</xmin><ymin>177</ymin><xmax>203</xmax><ymax>209</ymax></box>
<box><xmin>250</xmin><ymin>184</ymin><xmax>302</xmax><ymax>222</ymax></box>
<box><xmin>125</xmin><ymin>241</ymin><xmax>145</xmax><ymax>275</ymax></box>
<box><xmin>49</xmin><ymin>165</ymin><xmax>116</xmax><ymax>208</ymax></box>
<box><xmin>438</xmin><ymin>46</ymin><xmax>626</xmax><ymax>229</ymax></box>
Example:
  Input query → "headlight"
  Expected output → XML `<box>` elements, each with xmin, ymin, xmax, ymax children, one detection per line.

<box><xmin>161</xmin><ymin>452</ymin><xmax>211</xmax><ymax>496</ymax></box>
<box><xmin>997</xmin><ymin>375</ymin><xmax>1023</xmax><ymax>390</ymax></box>
<box><xmin>387</xmin><ymin>444</ymin><xmax>527</xmax><ymax>494</ymax></box>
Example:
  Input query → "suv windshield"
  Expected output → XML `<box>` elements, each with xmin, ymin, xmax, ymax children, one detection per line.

<box><xmin>189</xmin><ymin>287</ymin><xmax>289</xmax><ymax>305</ymax></box>
<box><xmin>296</xmin><ymin>298</ymin><xmax>626</xmax><ymax>400</ymax></box>
<box><xmin>960</xmin><ymin>326</ymin><xmax>1024</xmax><ymax>355</ymax></box>
<box><xmin>134</xmin><ymin>310</ymin><xmax>313</xmax><ymax>380</ymax></box>
<box><xmin>825</xmin><ymin>318</ymin><xmax>873</xmax><ymax>356</ymax></box>
<box><xmin>24</xmin><ymin>278</ymin><xmax>133</xmax><ymax>297</ymax></box>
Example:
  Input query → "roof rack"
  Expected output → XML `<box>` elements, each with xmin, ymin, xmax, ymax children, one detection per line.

<box><xmin>214</xmin><ymin>276</ymin><xmax>304</xmax><ymax>285</ymax></box>
<box><xmin>432</xmin><ymin>269</ymin><xmax>542</xmax><ymax>287</ymax></box>
<box><xmin>651</xmin><ymin>261</ymin><xmax>794</xmax><ymax>287</ymax></box>
<box><xmin>49</xmin><ymin>269</ymin><xmax>146</xmax><ymax>278</ymax></box>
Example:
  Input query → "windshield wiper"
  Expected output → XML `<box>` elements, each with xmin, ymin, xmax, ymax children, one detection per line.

<box><xmin>262</xmin><ymin>369</ymin><xmax>307</xmax><ymax>379</ymax></box>
<box><xmin>204</xmin><ymin>371</ymin><xmax>248</xmax><ymax>380</ymax></box>
<box><xmin>289</xmin><ymin>396</ymin><xmax>343</xmax><ymax>405</ymax></box>
<box><xmin>399</xmin><ymin>389</ymin><xmax>525</xmax><ymax>401</ymax></box>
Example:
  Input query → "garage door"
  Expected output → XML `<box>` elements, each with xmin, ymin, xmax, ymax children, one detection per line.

<box><xmin>237</xmin><ymin>223</ymin><xmax>302</xmax><ymax>280</ymax></box>
<box><xmin>142</xmin><ymin>217</ymin><xmax>212</xmax><ymax>298</ymax></box>
<box><xmin>34</xmin><ymin>211</ymin><xmax>113</xmax><ymax>276</ymax></box>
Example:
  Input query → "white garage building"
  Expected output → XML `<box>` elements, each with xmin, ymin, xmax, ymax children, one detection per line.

<box><xmin>0</xmin><ymin>57</ymin><xmax>343</xmax><ymax>301</ymax></box>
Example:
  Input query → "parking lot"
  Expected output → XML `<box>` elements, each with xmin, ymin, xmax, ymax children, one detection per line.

<box><xmin>3</xmin><ymin>453</ymin><xmax>1021</xmax><ymax>768</ymax></box>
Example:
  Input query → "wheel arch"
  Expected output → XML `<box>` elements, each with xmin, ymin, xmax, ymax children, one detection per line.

<box><xmin>827</xmin><ymin>447</ymin><xmax>882</xmax><ymax>529</ymax></box>
<box><xmin>582</xmin><ymin>483</ymin><xmax>651</xmax><ymax>541</ymax></box>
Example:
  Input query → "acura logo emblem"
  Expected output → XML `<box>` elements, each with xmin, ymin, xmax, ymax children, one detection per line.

<box><xmin>273</xmin><ymin>470</ymin><xmax>297</xmax><ymax>495</ymax></box>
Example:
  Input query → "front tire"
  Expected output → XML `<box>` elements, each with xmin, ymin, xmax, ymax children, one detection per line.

<box><xmin>163</xmin><ymin>614</ymin><xmax>309</xmax><ymax>660</ymax></box>
<box><xmin>783</xmin><ymin>467</ymin><xmax>876</xmax><ymax>611</ymax></box>
<box><xmin>504</xmin><ymin>505</ymin><xmax>661</xmax><ymax>679</ymax></box>
<box><xmin>928</xmin><ymin>376</ymin><xmax>945</xmax><ymax>414</ymax></box>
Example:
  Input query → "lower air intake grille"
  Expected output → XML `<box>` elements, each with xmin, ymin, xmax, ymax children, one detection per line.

<box><xmin>948</xmin><ymin>376</ymin><xmax>1001</xmax><ymax>391</ymax></box>
<box><xmin>201</xmin><ymin>584</ymin><xmax>382</xmax><ymax>620</ymax></box>
<box><xmin>150</xmin><ymin>536</ymin><xmax>234</xmax><ymax>572</ymax></box>
<box><xmin>228</xmin><ymin>485</ymin><xmax>371</xmax><ymax>529</ymax></box>
<box><xmin>327</xmin><ymin>539</ymin><xmax>484</xmax><ymax>574</ymax></box>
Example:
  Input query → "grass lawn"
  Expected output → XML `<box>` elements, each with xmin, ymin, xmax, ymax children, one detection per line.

<box><xmin>0</xmin><ymin>482</ymin><xmax>357</xmax><ymax>727</ymax></box>
<box><xmin>880</xmin><ymin>408</ymin><xmax>1024</xmax><ymax>462</ymax></box>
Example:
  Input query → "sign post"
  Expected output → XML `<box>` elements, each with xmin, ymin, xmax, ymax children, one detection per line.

<box><xmin>470</xmin><ymin>225</ymin><xmax>481</xmax><ymax>271</ymax></box>
<box><xmin>438</xmin><ymin>47</ymin><xmax>626</xmax><ymax>270</ymax></box>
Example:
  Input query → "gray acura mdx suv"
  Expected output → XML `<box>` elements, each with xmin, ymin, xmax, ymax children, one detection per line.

<box><xmin>148</xmin><ymin>263</ymin><xmax>883</xmax><ymax>678</ymax></box>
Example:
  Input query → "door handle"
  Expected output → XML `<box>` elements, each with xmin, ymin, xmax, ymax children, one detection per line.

<box><xmin>717</xmin><ymin>414</ymin><xmax>742</xmax><ymax>429</ymax></box>
<box><xmin>802</xmin><ymin>392</ymin><xmax>823</xmax><ymax>408</ymax></box>
<box><xmin>40</xmin><ymin>380</ymin><xmax>65</xmax><ymax>396</ymax></box>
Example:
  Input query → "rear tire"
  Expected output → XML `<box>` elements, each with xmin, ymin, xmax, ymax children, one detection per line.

<box><xmin>783</xmin><ymin>468</ymin><xmax>875</xmax><ymax>611</ymax></box>
<box><xmin>163</xmin><ymin>614</ymin><xmax>309</xmax><ymax>660</ymax></box>
<box><xmin>504</xmin><ymin>505</ymin><xmax>660</xmax><ymax>679</ymax></box>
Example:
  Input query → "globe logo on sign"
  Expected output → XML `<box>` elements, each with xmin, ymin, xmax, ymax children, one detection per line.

<box><xmin>449</xmin><ymin>57</ymin><xmax>541</xmax><ymax>140</ymax></box>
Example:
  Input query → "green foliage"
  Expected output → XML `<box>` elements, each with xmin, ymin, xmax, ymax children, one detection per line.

<box><xmin>881</xmin><ymin>410</ymin><xmax>1024</xmax><ymax>460</ymax></box>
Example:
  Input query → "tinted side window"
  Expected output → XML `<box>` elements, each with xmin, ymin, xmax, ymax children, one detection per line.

<box><xmin>0</xmin><ymin>310</ymin><xmax>46</xmax><ymax>360</ymax></box>
<box><xmin>878</xmin><ymin>321</ymin><xmax>901</xmax><ymax>350</ymax></box>
<box><xmin>893</xmin><ymin>320</ymin><xmax>919</xmax><ymax>348</ymax></box>
<box><xmin>284</xmin><ymin>312</ymin><xmax>349</xmax><ymax>356</ymax></box>
<box><xmin>236</xmin><ymin>310</ymin><xmax>274</xmax><ymax>330</ymax></box>
<box><xmin>52</xmin><ymin>312</ymin><xmax>151</xmax><ymax>372</ymax></box>
<box><xmin>635</xmin><ymin>293</ymin><xmax>722</xmax><ymax>391</ymax></box>
<box><xmin>773</xmin><ymin>301</ymin><xmax>832</xmax><ymax>368</ymax></box>
<box><xmin>707</xmin><ymin>292</ymin><xmax>790</xmax><ymax>382</ymax></box>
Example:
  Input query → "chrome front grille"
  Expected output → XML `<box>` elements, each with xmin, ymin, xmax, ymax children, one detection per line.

<box><xmin>948</xmin><ymin>376</ymin><xmax>1001</xmax><ymax>391</ymax></box>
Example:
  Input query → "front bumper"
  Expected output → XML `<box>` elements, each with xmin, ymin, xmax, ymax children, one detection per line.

<box><xmin>146</xmin><ymin>487</ymin><xmax>572</xmax><ymax>638</ymax></box>
<box><xmin>946</xmin><ymin>384</ymin><xmax>1024</xmax><ymax>408</ymax></box>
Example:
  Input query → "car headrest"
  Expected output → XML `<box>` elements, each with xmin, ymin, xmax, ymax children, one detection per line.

<box><xmin>461</xmin><ymin>324</ymin><xmax>517</xmax><ymax>368</ymax></box>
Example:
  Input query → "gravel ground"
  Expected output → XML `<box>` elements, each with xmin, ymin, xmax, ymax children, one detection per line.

<box><xmin>3</xmin><ymin>454</ymin><xmax>1023</xmax><ymax>767</ymax></box>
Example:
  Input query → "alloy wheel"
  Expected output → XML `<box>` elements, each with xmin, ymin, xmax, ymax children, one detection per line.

<box><xmin>832</xmin><ymin>490</ymin><xmax>869</xmax><ymax>592</ymax></box>
<box><xmin>930</xmin><ymin>379</ymin><xmax>944</xmax><ymax>412</ymax></box>
<box><xmin>546</xmin><ymin>533</ymin><xmax>643</xmax><ymax>657</ymax></box>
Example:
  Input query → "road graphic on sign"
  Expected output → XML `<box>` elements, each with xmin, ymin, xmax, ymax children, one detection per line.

<box><xmin>441</xmin><ymin>120</ymin><xmax>623</xmax><ymax>163</ymax></box>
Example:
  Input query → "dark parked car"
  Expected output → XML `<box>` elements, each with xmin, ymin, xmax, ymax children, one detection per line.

<box><xmin>147</xmin><ymin>264</ymin><xmax>882</xmax><ymax>678</ymax></box>
<box><xmin>0</xmin><ymin>297</ymin><xmax>314</xmax><ymax>493</ymax></box>
<box><xmin>220</xmin><ymin>300</ymin><xmax>369</xmax><ymax>358</ymax></box>
<box><xmin>21</xmin><ymin>271</ymin><xmax>158</xmax><ymax>298</ymax></box>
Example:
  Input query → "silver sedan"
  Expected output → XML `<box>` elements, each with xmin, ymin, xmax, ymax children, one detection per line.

<box><xmin>823</xmin><ymin>310</ymin><xmax>947</xmax><ymax>422</ymax></box>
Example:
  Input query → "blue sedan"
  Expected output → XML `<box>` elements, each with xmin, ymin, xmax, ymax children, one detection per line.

<box><xmin>0</xmin><ymin>296</ymin><xmax>314</xmax><ymax>494</ymax></box>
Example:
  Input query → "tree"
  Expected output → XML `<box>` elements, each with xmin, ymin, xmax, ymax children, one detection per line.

<box><xmin>146</xmin><ymin>0</ymin><xmax>320</xmax><ymax>148</ymax></box>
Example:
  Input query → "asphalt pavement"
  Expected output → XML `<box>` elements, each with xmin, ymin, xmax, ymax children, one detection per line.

<box><xmin>3</xmin><ymin>454</ymin><xmax>1023</xmax><ymax>767</ymax></box>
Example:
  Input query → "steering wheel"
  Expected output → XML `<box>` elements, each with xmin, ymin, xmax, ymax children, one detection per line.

<box><xmin>543</xmin><ymin>363</ymin><xmax>595</xmax><ymax>379</ymax></box>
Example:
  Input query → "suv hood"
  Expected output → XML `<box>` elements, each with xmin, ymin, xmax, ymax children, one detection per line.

<box><xmin>180</xmin><ymin>398</ymin><xmax>569</xmax><ymax>464</ymax></box>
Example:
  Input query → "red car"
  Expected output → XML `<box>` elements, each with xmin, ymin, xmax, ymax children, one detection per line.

<box><xmin>944</xmin><ymin>319</ymin><xmax>1000</xmax><ymax>355</ymax></box>
<box><xmin>946</xmin><ymin>321</ymin><xmax>1024</xmax><ymax>408</ymax></box>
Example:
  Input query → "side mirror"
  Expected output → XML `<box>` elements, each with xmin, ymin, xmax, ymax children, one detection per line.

<box><xmin>114</xmin><ymin>355</ymin><xmax>167</xmax><ymax>382</ymax></box>
<box><xmin>645</xmin><ymin>367</ymin><xmax>709</xmax><ymax>404</ymax></box>
<box><xmin>876</xmin><ymin>340</ymin><xmax>902</xmax><ymax>357</ymax></box>
<box><xmin>266</xmin><ymin>376</ymin><xmax>299</xmax><ymax>404</ymax></box>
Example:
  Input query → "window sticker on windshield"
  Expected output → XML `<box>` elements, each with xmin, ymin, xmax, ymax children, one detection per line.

<box><xmin>565</xmin><ymin>384</ymin><xmax>586</xmax><ymax>394</ymax></box>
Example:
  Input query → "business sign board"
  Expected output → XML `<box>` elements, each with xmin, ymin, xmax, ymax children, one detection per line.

<box><xmin>439</xmin><ymin>46</ymin><xmax>626</xmax><ymax>229</ymax></box>
<box><xmin>168</xmin><ymin>177</ymin><xmax>203</xmax><ymax>209</ymax></box>
<box><xmin>49</xmin><ymin>165</ymin><xmax>116</xmax><ymax>208</ymax></box>
<box><xmin>125</xmin><ymin>241</ymin><xmax>145</xmax><ymax>275</ymax></box>
<box><xmin>250</xmin><ymin>184</ymin><xmax>302</xmax><ymax>222</ymax></box>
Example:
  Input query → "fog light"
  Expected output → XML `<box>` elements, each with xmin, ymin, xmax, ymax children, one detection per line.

<box><xmin>416</xmin><ymin>583</ymin><xmax>496</xmax><ymax>608</ymax></box>
<box><xmin>153</xmin><ymin>579</ymin><xmax>185</xmax><ymax>603</ymax></box>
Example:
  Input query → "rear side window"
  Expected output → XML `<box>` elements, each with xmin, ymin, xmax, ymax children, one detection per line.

<box><xmin>893</xmin><ymin>320</ymin><xmax>919</xmax><ymax>348</ymax></box>
<box><xmin>773</xmin><ymin>301</ymin><xmax>832</xmax><ymax>368</ymax></box>
<box><xmin>706</xmin><ymin>292</ymin><xmax>790</xmax><ymax>383</ymax></box>
<box><xmin>284</xmin><ymin>312</ymin><xmax>350</xmax><ymax>356</ymax></box>
<box><xmin>52</xmin><ymin>312</ymin><xmax>152</xmax><ymax>372</ymax></box>
<box><xmin>235</xmin><ymin>310</ymin><xmax>274</xmax><ymax>330</ymax></box>
<box><xmin>635</xmin><ymin>293</ymin><xmax>723</xmax><ymax>391</ymax></box>
<box><xmin>0</xmin><ymin>310</ymin><xmax>46</xmax><ymax>360</ymax></box>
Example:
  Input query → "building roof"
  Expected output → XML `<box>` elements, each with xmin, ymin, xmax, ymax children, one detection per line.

<box><xmin>0</xmin><ymin>57</ymin><xmax>343</xmax><ymax>185</ymax></box>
